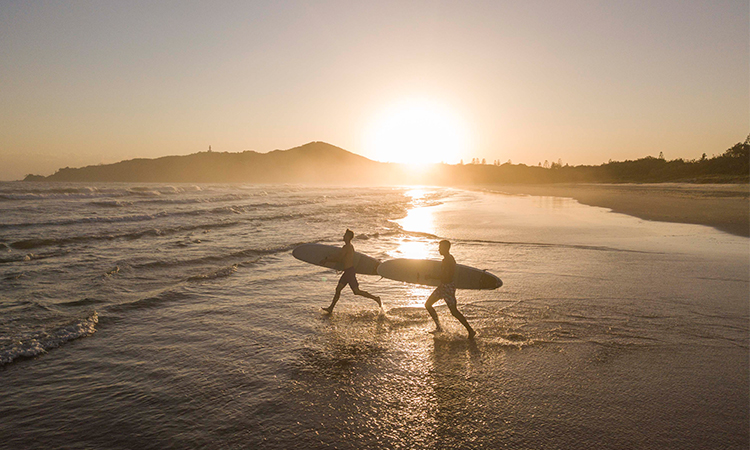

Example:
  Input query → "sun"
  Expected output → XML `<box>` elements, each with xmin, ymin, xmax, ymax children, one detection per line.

<box><xmin>363</xmin><ymin>99</ymin><xmax>470</xmax><ymax>165</ymax></box>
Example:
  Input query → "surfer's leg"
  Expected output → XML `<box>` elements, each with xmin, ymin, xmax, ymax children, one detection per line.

<box><xmin>349</xmin><ymin>274</ymin><xmax>381</xmax><ymax>308</ymax></box>
<box><xmin>352</xmin><ymin>287</ymin><xmax>382</xmax><ymax>307</ymax></box>
<box><xmin>323</xmin><ymin>283</ymin><xmax>345</xmax><ymax>313</ymax></box>
<box><xmin>425</xmin><ymin>291</ymin><xmax>442</xmax><ymax>332</ymax></box>
<box><xmin>448</xmin><ymin>303</ymin><xmax>476</xmax><ymax>339</ymax></box>
<box><xmin>444</xmin><ymin>287</ymin><xmax>475</xmax><ymax>338</ymax></box>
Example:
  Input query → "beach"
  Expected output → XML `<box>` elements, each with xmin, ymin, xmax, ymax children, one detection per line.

<box><xmin>3</xmin><ymin>1</ymin><xmax>747</xmax><ymax>447</ymax></box>
<box><xmin>484</xmin><ymin>183</ymin><xmax>750</xmax><ymax>237</ymax></box>
<box><xmin>1</xmin><ymin>183</ymin><xmax>748</xmax><ymax>449</ymax></box>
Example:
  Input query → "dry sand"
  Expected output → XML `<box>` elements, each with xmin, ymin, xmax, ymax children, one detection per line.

<box><xmin>484</xmin><ymin>183</ymin><xmax>750</xmax><ymax>237</ymax></box>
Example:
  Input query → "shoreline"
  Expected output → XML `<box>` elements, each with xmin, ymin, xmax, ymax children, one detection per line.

<box><xmin>481</xmin><ymin>183</ymin><xmax>750</xmax><ymax>238</ymax></box>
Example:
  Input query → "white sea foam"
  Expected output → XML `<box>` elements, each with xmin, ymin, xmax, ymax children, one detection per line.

<box><xmin>0</xmin><ymin>312</ymin><xmax>98</xmax><ymax>365</ymax></box>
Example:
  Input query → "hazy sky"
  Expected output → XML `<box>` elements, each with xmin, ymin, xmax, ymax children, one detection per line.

<box><xmin>1</xmin><ymin>0</ymin><xmax>747</xmax><ymax>180</ymax></box>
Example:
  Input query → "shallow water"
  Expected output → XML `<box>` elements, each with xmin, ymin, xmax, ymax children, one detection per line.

<box><xmin>0</xmin><ymin>183</ymin><xmax>747</xmax><ymax>449</ymax></box>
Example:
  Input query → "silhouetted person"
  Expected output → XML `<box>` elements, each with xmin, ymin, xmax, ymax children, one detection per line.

<box><xmin>425</xmin><ymin>240</ymin><xmax>476</xmax><ymax>339</ymax></box>
<box><xmin>320</xmin><ymin>229</ymin><xmax>381</xmax><ymax>313</ymax></box>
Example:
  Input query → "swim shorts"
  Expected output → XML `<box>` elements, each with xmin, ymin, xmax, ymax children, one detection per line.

<box><xmin>338</xmin><ymin>267</ymin><xmax>359</xmax><ymax>291</ymax></box>
<box><xmin>431</xmin><ymin>282</ymin><xmax>457</xmax><ymax>308</ymax></box>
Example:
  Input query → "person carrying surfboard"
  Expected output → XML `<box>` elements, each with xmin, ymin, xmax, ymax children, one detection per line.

<box><xmin>319</xmin><ymin>229</ymin><xmax>382</xmax><ymax>313</ymax></box>
<box><xmin>425</xmin><ymin>240</ymin><xmax>476</xmax><ymax>339</ymax></box>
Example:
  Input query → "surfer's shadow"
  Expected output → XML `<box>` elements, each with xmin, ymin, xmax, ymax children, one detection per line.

<box><xmin>297</xmin><ymin>312</ymin><xmax>392</xmax><ymax>378</ymax></box>
<box><xmin>427</xmin><ymin>338</ymin><xmax>485</xmax><ymax>400</ymax></box>
<box><xmin>292</xmin><ymin>333</ymin><xmax>389</xmax><ymax>380</ymax></box>
<box><xmin>431</xmin><ymin>334</ymin><xmax>482</xmax><ymax>359</ymax></box>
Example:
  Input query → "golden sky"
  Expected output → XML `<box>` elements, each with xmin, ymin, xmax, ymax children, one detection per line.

<box><xmin>1</xmin><ymin>1</ymin><xmax>747</xmax><ymax>180</ymax></box>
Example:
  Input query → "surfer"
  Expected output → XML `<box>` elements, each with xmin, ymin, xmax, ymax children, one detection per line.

<box><xmin>320</xmin><ymin>229</ymin><xmax>382</xmax><ymax>313</ymax></box>
<box><xmin>425</xmin><ymin>240</ymin><xmax>476</xmax><ymax>339</ymax></box>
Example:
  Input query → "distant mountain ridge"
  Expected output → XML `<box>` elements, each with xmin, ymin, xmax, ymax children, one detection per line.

<box><xmin>29</xmin><ymin>142</ymin><xmax>388</xmax><ymax>184</ymax></box>
<box><xmin>23</xmin><ymin>139</ymin><xmax>749</xmax><ymax>184</ymax></box>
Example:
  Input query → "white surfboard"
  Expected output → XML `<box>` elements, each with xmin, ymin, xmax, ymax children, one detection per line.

<box><xmin>377</xmin><ymin>258</ymin><xmax>502</xmax><ymax>290</ymax></box>
<box><xmin>292</xmin><ymin>243</ymin><xmax>380</xmax><ymax>275</ymax></box>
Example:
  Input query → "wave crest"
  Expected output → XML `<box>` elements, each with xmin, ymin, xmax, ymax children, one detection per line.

<box><xmin>0</xmin><ymin>312</ymin><xmax>98</xmax><ymax>366</ymax></box>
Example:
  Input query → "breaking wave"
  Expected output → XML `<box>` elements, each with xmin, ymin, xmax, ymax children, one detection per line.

<box><xmin>0</xmin><ymin>312</ymin><xmax>99</xmax><ymax>366</ymax></box>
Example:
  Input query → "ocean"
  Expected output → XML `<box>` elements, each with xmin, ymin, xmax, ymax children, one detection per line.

<box><xmin>0</xmin><ymin>182</ymin><xmax>747</xmax><ymax>449</ymax></box>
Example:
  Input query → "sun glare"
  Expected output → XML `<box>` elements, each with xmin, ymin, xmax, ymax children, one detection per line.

<box><xmin>363</xmin><ymin>100</ymin><xmax>470</xmax><ymax>165</ymax></box>
<box><xmin>389</xmin><ymin>189</ymin><xmax>437</xmax><ymax>260</ymax></box>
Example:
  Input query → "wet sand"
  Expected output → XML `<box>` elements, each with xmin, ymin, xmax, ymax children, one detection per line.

<box><xmin>484</xmin><ymin>183</ymin><xmax>750</xmax><ymax>237</ymax></box>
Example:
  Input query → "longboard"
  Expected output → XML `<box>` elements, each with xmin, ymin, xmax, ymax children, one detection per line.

<box><xmin>377</xmin><ymin>258</ymin><xmax>502</xmax><ymax>290</ymax></box>
<box><xmin>292</xmin><ymin>243</ymin><xmax>380</xmax><ymax>275</ymax></box>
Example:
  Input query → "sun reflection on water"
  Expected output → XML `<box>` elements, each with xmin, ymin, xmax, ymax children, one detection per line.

<box><xmin>389</xmin><ymin>238</ymin><xmax>432</xmax><ymax>259</ymax></box>
<box><xmin>406</xmin><ymin>187</ymin><xmax>427</xmax><ymax>200</ymax></box>
<box><xmin>398</xmin><ymin>207</ymin><xmax>434</xmax><ymax>235</ymax></box>
<box><xmin>390</xmin><ymin>189</ymin><xmax>444</xmax><ymax>306</ymax></box>
<box><xmin>396</xmin><ymin>188</ymin><xmax>437</xmax><ymax>237</ymax></box>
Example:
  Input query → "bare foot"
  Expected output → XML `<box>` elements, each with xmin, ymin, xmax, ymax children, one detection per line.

<box><xmin>467</xmin><ymin>328</ymin><xmax>476</xmax><ymax>339</ymax></box>
<box><xmin>321</xmin><ymin>306</ymin><xmax>333</xmax><ymax>314</ymax></box>
<box><xmin>374</xmin><ymin>296</ymin><xmax>382</xmax><ymax>308</ymax></box>
<box><xmin>429</xmin><ymin>327</ymin><xmax>443</xmax><ymax>334</ymax></box>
